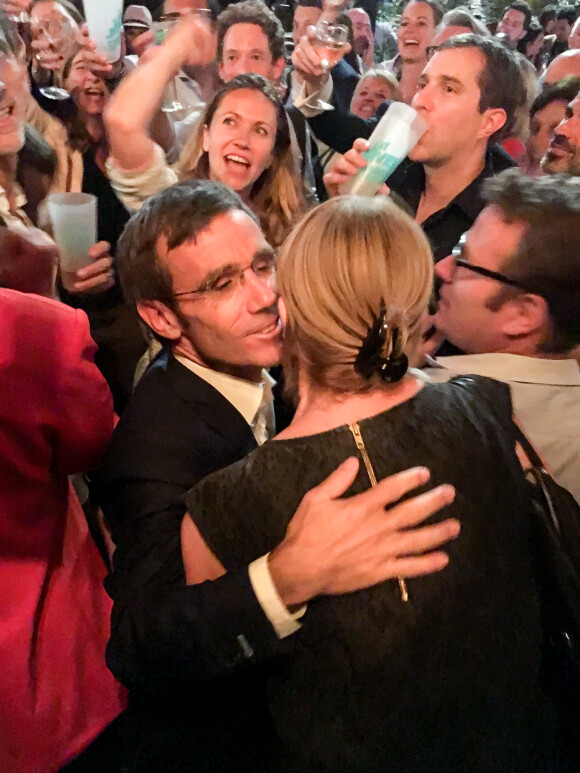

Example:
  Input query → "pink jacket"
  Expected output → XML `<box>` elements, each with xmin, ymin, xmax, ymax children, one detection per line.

<box><xmin>0</xmin><ymin>289</ymin><xmax>125</xmax><ymax>772</ymax></box>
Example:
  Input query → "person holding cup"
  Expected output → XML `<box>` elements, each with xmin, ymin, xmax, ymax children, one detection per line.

<box><xmin>27</xmin><ymin>0</ymin><xmax>83</xmax><ymax>107</ymax></box>
<box><xmin>42</xmin><ymin>46</ymin><xmax>155</xmax><ymax>412</ymax></box>
<box><xmin>0</xmin><ymin>17</ymin><xmax>144</xmax><ymax>411</ymax></box>
<box><xmin>0</xmin><ymin>33</ymin><xmax>126</xmax><ymax>773</ymax></box>
<box><xmin>319</xmin><ymin>35</ymin><xmax>526</xmax><ymax>262</ymax></box>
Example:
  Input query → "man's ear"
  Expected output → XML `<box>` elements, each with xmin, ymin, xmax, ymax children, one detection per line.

<box><xmin>501</xmin><ymin>293</ymin><xmax>548</xmax><ymax>339</ymax></box>
<box><xmin>137</xmin><ymin>300</ymin><xmax>182</xmax><ymax>341</ymax></box>
<box><xmin>272</xmin><ymin>56</ymin><xmax>286</xmax><ymax>82</ymax></box>
<box><xmin>478</xmin><ymin>107</ymin><xmax>507</xmax><ymax>142</ymax></box>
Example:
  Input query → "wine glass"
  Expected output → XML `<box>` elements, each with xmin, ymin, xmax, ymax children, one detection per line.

<box><xmin>153</xmin><ymin>10</ymin><xmax>213</xmax><ymax>117</ymax></box>
<box><xmin>311</xmin><ymin>20</ymin><xmax>348</xmax><ymax>70</ymax></box>
<box><xmin>31</xmin><ymin>15</ymin><xmax>77</xmax><ymax>100</ymax></box>
<box><xmin>153</xmin><ymin>16</ymin><xmax>184</xmax><ymax>116</ymax></box>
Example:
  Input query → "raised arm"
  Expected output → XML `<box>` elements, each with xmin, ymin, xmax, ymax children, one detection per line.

<box><xmin>104</xmin><ymin>14</ymin><xmax>214</xmax><ymax>172</ymax></box>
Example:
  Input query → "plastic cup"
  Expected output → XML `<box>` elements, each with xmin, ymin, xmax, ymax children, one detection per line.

<box><xmin>47</xmin><ymin>193</ymin><xmax>97</xmax><ymax>272</ymax></box>
<box><xmin>83</xmin><ymin>0</ymin><xmax>123</xmax><ymax>62</ymax></box>
<box><xmin>340</xmin><ymin>103</ymin><xmax>427</xmax><ymax>197</ymax></box>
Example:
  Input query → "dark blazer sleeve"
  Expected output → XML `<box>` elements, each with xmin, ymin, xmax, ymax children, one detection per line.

<box><xmin>308</xmin><ymin>103</ymin><xmax>386</xmax><ymax>154</ymax></box>
<box><xmin>98</xmin><ymin>354</ymin><xmax>293</xmax><ymax>694</ymax></box>
<box><xmin>104</xmin><ymin>502</ymin><xmax>289</xmax><ymax>694</ymax></box>
<box><xmin>329</xmin><ymin>59</ymin><xmax>360</xmax><ymax>115</ymax></box>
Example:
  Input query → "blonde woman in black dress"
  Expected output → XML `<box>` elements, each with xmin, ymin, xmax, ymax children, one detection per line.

<box><xmin>182</xmin><ymin>195</ymin><xmax>567</xmax><ymax>772</ymax></box>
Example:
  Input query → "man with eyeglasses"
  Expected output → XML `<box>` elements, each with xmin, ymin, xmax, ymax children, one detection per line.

<box><xmin>89</xmin><ymin>179</ymin><xmax>459</xmax><ymax>771</ymax></box>
<box><xmin>424</xmin><ymin>169</ymin><xmax>580</xmax><ymax>504</ymax></box>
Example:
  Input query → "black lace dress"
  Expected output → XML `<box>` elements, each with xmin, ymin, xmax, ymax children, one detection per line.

<box><xmin>184</xmin><ymin>376</ymin><xmax>567</xmax><ymax>772</ymax></box>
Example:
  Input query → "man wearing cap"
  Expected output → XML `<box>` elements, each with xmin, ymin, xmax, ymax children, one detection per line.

<box><xmin>123</xmin><ymin>5</ymin><xmax>153</xmax><ymax>58</ymax></box>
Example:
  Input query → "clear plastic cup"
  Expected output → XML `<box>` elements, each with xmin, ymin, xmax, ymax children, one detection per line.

<box><xmin>82</xmin><ymin>0</ymin><xmax>123</xmax><ymax>62</ymax></box>
<box><xmin>47</xmin><ymin>193</ymin><xmax>97</xmax><ymax>272</ymax></box>
<box><xmin>340</xmin><ymin>103</ymin><xmax>427</xmax><ymax>197</ymax></box>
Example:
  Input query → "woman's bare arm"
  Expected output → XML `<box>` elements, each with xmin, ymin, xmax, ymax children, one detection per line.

<box><xmin>182</xmin><ymin>516</ymin><xmax>226</xmax><ymax>583</ymax></box>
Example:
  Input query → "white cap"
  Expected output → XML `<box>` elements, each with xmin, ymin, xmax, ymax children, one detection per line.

<box><xmin>123</xmin><ymin>5</ymin><xmax>153</xmax><ymax>29</ymax></box>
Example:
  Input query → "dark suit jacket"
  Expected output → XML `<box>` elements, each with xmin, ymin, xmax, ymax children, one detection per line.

<box><xmin>96</xmin><ymin>349</ymin><xmax>288</xmax><ymax>769</ymax></box>
<box><xmin>308</xmin><ymin>99</ymin><xmax>390</xmax><ymax>155</ymax></box>
<box><xmin>329</xmin><ymin>58</ymin><xmax>360</xmax><ymax>116</ymax></box>
<box><xmin>99</xmin><ymin>348</ymin><xmax>291</xmax><ymax>691</ymax></box>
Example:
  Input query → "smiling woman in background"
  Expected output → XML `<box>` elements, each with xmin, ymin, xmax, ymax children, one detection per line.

<box><xmin>38</xmin><ymin>49</ymin><xmax>148</xmax><ymax>413</ymax></box>
<box><xmin>173</xmin><ymin>74</ymin><xmax>307</xmax><ymax>247</ymax></box>
<box><xmin>350</xmin><ymin>68</ymin><xmax>403</xmax><ymax>118</ymax></box>
<box><xmin>26</xmin><ymin>44</ymin><xmax>148</xmax><ymax>412</ymax></box>
<box><xmin>106</xmin><ymin>50</ymin><xmax>308</xmax><ymax>247</ymax></box>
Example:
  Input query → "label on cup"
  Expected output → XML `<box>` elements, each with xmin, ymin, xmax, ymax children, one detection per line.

<box><xmin>361</xmin><ymin>141</ymin><xmax>402</xmax><ymax>186</ymax></box>
<box><xmin>105</xmin><ymin>10</ymin><xmax>122</xmax><ymax>55</ymax></box>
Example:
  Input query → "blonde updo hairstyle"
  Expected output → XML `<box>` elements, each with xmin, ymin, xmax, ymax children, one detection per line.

<box><xmin>277</xmin><ymin>196</ymin><xmax>433</xmax><ymax>398</ymax></box>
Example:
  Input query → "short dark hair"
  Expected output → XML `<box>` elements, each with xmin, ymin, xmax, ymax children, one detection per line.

<box><xmin>217</xmin><ymin>0</ymin><xmax>285</xmax><ymax>64</ymax></box>
<box><xmin>116</xmin><ymin>180</ymin><xmax>257</xmax><ymax>321</ymax></box>
<box><xmin>540</xmin><ymin>4</ymin><xmax>557</xmax><ymax>27</ymax></box>
<box><xmin>296</xmin><ymin>0</ymin><xmax>323</xmax><ymax>9</ymax></box>
<box><xmin>556</xmin><ymin>5</ymin><xmax>576</xmax><ymax>24</ymax></box>
<box><xmin>530</xmin><ymin>76</ymin><xmax>580</xmax><ymax>118</ymax></box>
<box><xmin>440</xmin><ymin>7</ymin><xmax>490</xmax><ymax>36</ymax></box>
<box><xmin>483</xmin><ymin>169</ymin><xmax>580</xmax><ymax>353</ymax></box>
<box><xmin>503</xmin><ymin>1</ymin><xmax>532</xmax><ymax>29</ymax></box>
<box><xmin>437</xmin><ymin>34</ymin><xmax>525</xmax><ymax>142</ymax></box>
<box><xmin>405</xmin><ymin>0</ymin><xmax>444</xmax><ymax>26</ymax></box>
<box><xmin>519</xmin><ymin>19</ymin><xmax>543</xmax><ymax>49</ymax></box>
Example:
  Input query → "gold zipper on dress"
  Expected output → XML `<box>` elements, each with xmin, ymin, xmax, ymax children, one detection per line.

<box><xmin>348</xmin><ymin>422</ymin><xmax>409</xmax><ymax>603</ymax></box>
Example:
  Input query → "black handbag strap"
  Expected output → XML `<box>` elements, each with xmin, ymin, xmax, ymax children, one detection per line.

<box><xmin>511</xmin><ymin>420</ymin><xmax>546</xmax><ymax>470</ymax></box>
<box><xmin>511</xmin><ymin>421</ymin><xmax>563</xmax><ymax>536</ymax></box>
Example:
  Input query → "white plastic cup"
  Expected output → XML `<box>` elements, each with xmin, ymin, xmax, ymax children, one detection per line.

<box><xmin>47</xmin><ymin>193</ymin><xmax>97</xmax><ymax>272</ymax></box>
<box><xmin>340</xmin><ymin>103</ymin><xmax>427</xmax><ymax>197</ymax></box>
<box><xmin>83</xmin><ymin>0</ymin><xmax>123</xmax><ymax>62</ymax></box>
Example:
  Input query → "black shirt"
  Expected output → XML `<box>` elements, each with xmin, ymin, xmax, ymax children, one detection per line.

<box><xmin>386</xmin><ymin>145</ymin><xmax>515</xmax><ymax>262</ymax></box>
<box><xmin>308</xmin><ymin>105</ymin><xmax>514</xmax><ymax>260</ymax></box>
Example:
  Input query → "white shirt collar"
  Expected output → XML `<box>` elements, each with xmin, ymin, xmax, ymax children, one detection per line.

<box><xmin>426</xmin><ymin>352</ymin><xmax>580</xmax><ymax>387</ymax></box>
<box><xmin>175</xmin><ymin>356</ymin><xmax>275</xmax><ymax>425</ymax></box>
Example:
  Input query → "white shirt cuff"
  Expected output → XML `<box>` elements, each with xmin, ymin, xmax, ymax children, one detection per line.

<box><xmin>248</xmin><ymin>553</ymin><xmax>306</xmax><ymax>639</ymax></box>
<box><xmin>293</xmin><ymin>74</ymin><xmax>334</xmax><ymax>117</ymax></box>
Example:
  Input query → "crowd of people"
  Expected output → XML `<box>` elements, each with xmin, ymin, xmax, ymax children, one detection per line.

<box><xmin>1</xmin><ymin>0</ymin><xmax>580</xmax><ymax>770</ymax></box>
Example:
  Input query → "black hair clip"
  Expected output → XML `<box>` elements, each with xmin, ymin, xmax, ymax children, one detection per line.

<box><xmin>354</xmin><ymin>305</ymin><xmax>409</xmax><ymax>383</ymax></box>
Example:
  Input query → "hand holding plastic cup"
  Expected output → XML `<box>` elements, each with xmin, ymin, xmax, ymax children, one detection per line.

<box><xmin>47</xmin><ymin>193</ymin><xmax>97</xmax><ymax>272</ymax></box>
<box><xmin>82</xmin><ymin>0</ymin><xmax>123</xmax><ymax>62</ymax></box>
<box><xmin>340</xmin><ymin>103</ymin><xmax>427</xmax><ymax>197</ymax></box>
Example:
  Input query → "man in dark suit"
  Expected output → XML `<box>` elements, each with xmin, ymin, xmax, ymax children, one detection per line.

<box><xmin>90</xmin><ymin>179</ymin><xmax>459</xmax><ymax>771</ymax></box>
